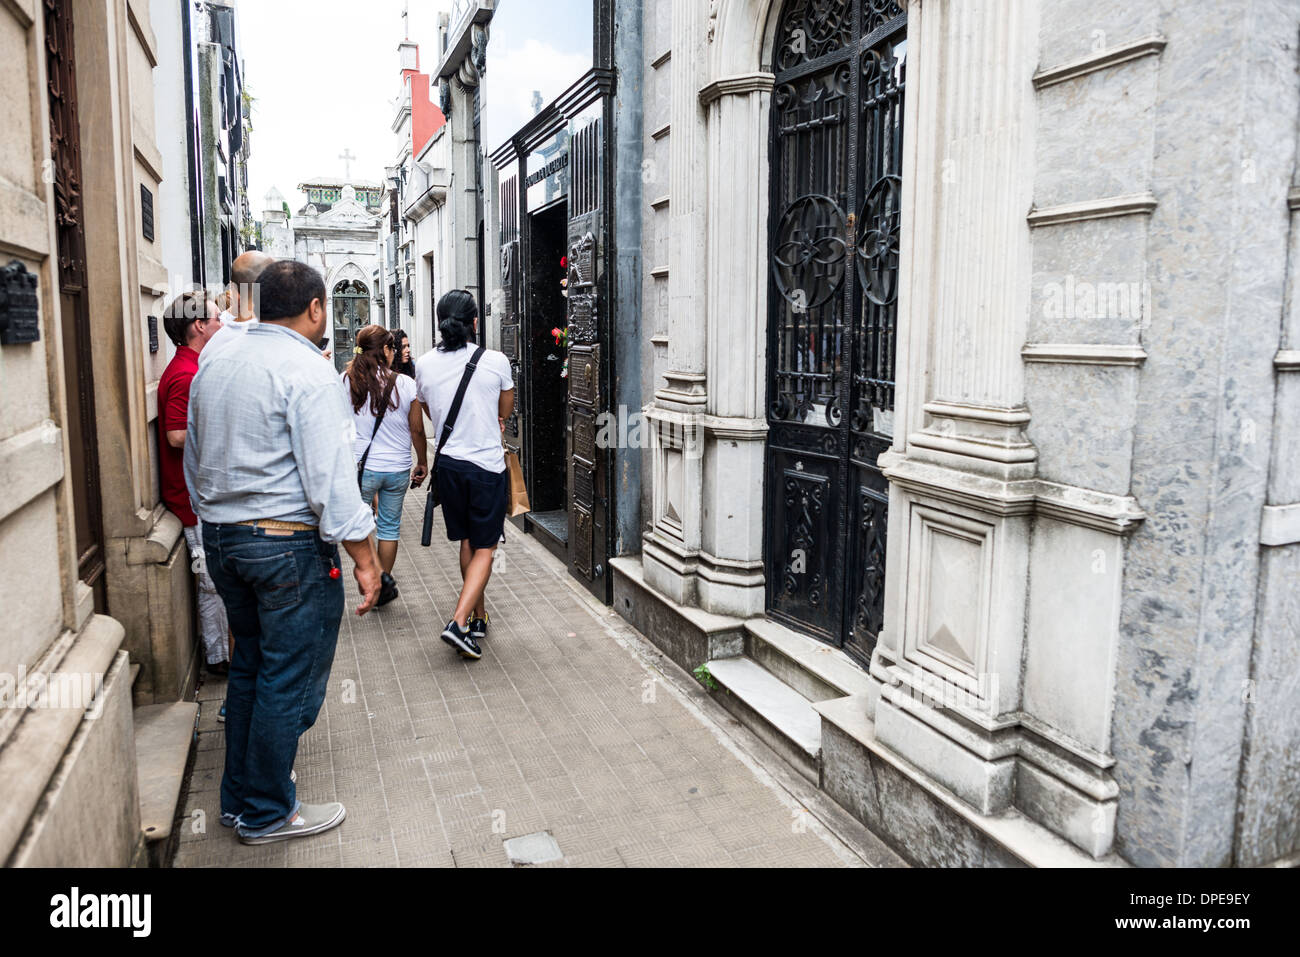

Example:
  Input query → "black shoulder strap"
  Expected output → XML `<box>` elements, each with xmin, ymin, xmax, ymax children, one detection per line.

<box><xmin>356</xmin><ymin>373</ymin><xmax>399</xmax><ymax>476</ymax></box>
<box><xmin>434</xmin><ymin>346</ymin><xmax>486</xmax><ymax>465</ymax></box>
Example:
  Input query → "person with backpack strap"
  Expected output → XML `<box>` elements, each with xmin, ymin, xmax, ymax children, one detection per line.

<box><xmin>414</xmin><ymin>290</ymin><xmax>515</xmax><ymax>660</ymax></box>
<box><xmin>343</xmin><ymin>324</ymin><xmax>428</xmax><ymax>607</ymax></box>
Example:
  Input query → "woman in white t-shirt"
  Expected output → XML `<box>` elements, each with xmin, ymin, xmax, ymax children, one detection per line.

<box><xmin>415</xmin><ymin>290</ymin><xmax>514</xmax><ymax>661</ymax></box>
<box><xmin>343</xmin><ymin>324</ymin><xmax>428</xmax><ymax>608</ymax></box>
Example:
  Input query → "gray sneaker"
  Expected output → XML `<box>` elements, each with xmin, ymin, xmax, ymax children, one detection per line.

<box><xmin>237</xmin><ymin>802</ymin><xmax>346</xmax><ymax>845</ymax></box>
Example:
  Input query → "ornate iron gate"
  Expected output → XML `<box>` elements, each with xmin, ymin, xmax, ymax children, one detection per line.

<box><xmin>331</xmin><ymin>280</ymin><xmax>369</xmax><ymax>373</ymax></box>
<box><xmin>764</xmin><ymin>0</ymin><xmax>905</xmax><ymax>666</ymax></box>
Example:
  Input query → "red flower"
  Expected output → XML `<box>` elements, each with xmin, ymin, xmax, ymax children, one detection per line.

<box><xmin>560</xmin><ymin>256</ymin><xmax>568</xmax><ymax>270</ymax></box>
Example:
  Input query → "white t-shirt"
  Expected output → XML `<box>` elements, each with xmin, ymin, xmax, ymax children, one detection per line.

<box><xmin>342</xmin><ymin>371</ymin><xmax>419</xmax><ymax>473</ymax></box>
<box><xmin>414</xmin><ymin>345</ymin><xmax>514</xmax><ymax>474</ymax></box>
<box><xmin>201</xmin><ymin>311</ymin><xmax>257</xmax><ymax>365</ymax></box>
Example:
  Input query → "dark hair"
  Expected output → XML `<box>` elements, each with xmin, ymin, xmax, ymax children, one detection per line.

<box><xmin>391</xmin><ymin>328</ymin><xmax>416</xmax><ymax>377</ymax></box>
<box><xmin>436</xmin><ymin>289</ymin><xmax>477</xmax><ymax>352</ymax></box>
<box><xmin>162</xmin><ymin>290</ymin><xmax>214</xmax><ymax>348</ymax></box>
<box><xmin>258</xmin><ymin>261</ymin><xmax>325</xmax><ymax>321</ymax></box>
<box><xmin>344</xmin><ymin>325</ymin><xmax>398</xmax><ymax>415</ymax></box>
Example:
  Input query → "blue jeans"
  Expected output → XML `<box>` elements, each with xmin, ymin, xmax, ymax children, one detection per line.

<box><xmin>202</xmin><ymin>522</ymin><xmax>345</xmax><ymax>835</ymax></box>
<box><xmin>359</xmin><ymin>469</ymin><xmax>410</xmax><ymax>541</ymax></box>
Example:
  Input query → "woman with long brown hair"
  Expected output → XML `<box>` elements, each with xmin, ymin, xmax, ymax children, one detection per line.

<box><xmin>342</xmin><ymin>324</ymin><xmax>428</xmax><ymax>606</ymax></box>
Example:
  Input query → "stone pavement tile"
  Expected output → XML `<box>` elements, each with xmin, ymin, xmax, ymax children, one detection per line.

<box><xmin>340</xmin><ymin>833</ymin><xmax>399</xmax><ymax>867</ymax></box>
<box><xmin>186</xmin><ymin>764</ymin><xmax>222</xmax><ymax>796</ymax></box>
<box><xmin>179</xmin><ymin>790</ymin><xmax>221</xmax><ymax>843</ymax></box>
<box><xmin>174</xmin><ymin>835</ymin><xmax>240</xmax><ymax>867</ymax></box>
<box><xmin>565</xmin><ymin>847</ymin><xmax>625</xmax><ymax>867</ymax></box>
<box><xmin>192</xmin><ymin>745</ymin><xmax>225</xmax><ymax>771</ymax></box>
<box><xmin>283</xmin><ymin>835</ymin><xmax>343</xmax><ymax>867</ymax></box>
<box><xmin>612</xmin><ymin>836</ymin><xmax>676</xmax><ymax>867</ymax></box>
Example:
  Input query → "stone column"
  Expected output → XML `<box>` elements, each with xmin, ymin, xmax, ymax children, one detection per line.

<box><xmin>871</xmin><ymin>0</ymin><xmax>1045</xmax><ymax>822</ymax></box>
<box><xmin>643</xmin><ymin>0</ymin><xmax>708</xmax><ymax>605</ymax></box>
<box><xmin>691</xmin><ymin>73</ymin><xmax>774</xmax><ymax>618</ymax></box>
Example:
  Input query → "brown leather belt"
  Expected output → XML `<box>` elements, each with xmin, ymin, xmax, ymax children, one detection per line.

<box><xmin>236</xmin><ymin>519</ymin><xmax>317</xmax><ymax>532</ymax></box>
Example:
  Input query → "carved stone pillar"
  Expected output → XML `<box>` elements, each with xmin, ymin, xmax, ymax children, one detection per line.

<box><xmin>644</xmin><ymin>0</ymin><xmax>708</xmax><ymax>605</ymax></box>
<box><xmin>871</xmin><ymin>0</ymin><xmax>1042</xmax><ymax>817</ymax></box>
<box><xmin>693</xmin><ymin>73</ymin><xmax>774</xmax><ymax>618</ymax></box>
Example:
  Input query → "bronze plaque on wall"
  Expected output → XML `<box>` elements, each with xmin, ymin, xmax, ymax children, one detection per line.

<box><xmin>572</xmin><ymin>407</ymin><xmax>596</xmax><ymax>465</ymax></box>
<box><xmin>568</xmin><ymin>344</ymin><xmax>599</xmax><ymax>409</ymax></box>
<box><xmin>573</xmin><ymin>506</ymin><xmax>594</xmax><ymax>579</ymax></box>
<box><xmin>568</xmin><ymin>292</ymin><xmax>597</xmax><ymax>344</ymax></box>
<box><xmin>573</xmin><ymin>464</ymin><xmax>594</xmax><ymax>511</ymax></box>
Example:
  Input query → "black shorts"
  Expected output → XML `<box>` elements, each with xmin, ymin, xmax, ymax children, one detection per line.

<box><xmin>437</xmin><ymin>455</ymin><xmax>507</xmax><ymax>548</ymax></box>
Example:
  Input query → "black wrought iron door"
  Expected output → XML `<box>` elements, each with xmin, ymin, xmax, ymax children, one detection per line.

<box><xmin>764</xmin><ymin>0</ymin><xmax>905</xmax><ymax>666</ymax></box>
<box><xmin>499</xmin><ymin>174</ymin><xmax>523</xmax><ymax>464</ymax></box>
<box><xmin>565</xmin><ymin>117</ymin><xmax>607</xmax><ymax>599</ymax></box>
<box><xmin>332</xmin><ymin>280</ymin><xmax>369</xmax><ymax>374</ymax></box>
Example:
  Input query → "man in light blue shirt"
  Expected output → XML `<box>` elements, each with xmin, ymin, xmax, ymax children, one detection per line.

<box><xmin>185</xmin><ymin>260</ymin><xmax>381</xmax><ymax>846</ymax></box>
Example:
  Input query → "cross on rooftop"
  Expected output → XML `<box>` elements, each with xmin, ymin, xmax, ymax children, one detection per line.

<box><xmin>339</xmin><ymin>148</ymin><xmax>357</xmax><ymax>181</ymax></box>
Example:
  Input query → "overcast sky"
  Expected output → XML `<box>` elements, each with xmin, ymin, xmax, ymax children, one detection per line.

<box><xmin>238</xmin><ymin>0</ymin><xmax>451</xmax><ymax>214</ymax></box>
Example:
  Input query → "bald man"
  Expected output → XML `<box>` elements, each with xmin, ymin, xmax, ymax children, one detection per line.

<box><xmin>201</xmin><ymin>250</ymin><xmax>276</xmax><ymax>366</ymax></box>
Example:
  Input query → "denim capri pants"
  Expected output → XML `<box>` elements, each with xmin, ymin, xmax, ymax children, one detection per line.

<box><xmin>359</xmin><ymin>469</ymin><xmax>411</xmax><ymax>541</ymax></box>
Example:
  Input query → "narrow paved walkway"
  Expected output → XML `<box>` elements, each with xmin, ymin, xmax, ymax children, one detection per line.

<box><xmin>176</xmin><ymin>489</ymin><xmax>863</xmax><ymax>867</ymax></box>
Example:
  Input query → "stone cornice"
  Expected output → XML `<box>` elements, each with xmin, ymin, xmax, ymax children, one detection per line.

<box><xmin>883</xmin><ymin>457</ymin><xmax>1145</xmax><ymax>534</ymax></box>
<box><xmin>1027</xmin><ymin>193</ymin><xmax>1158</xmax><ymax>227</ymax></box>
<box><xmin>1021</xmin><ymin>343</ymin><xmax>1148</xmax><ymax>367</ymax></box>
<box><xmin>1275</xmin><ymin>349</ymin><xmax>1300</xmax><ymax>372</ymax></box>
<box><xmin>1032</xmin><ymin>35</ymin><xmax>1167</xmax><ymax>90</ymax></box>
<box><xmin>698</xmin><ymin>71</ymin><xmax>775</xmax><ymax>106</ymax></box>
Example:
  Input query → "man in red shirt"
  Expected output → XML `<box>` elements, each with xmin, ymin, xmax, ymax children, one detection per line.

<box><xmin>160</xmin><ymin>291</ymin><xmax>229</xmax><ymax>673</ymax></box>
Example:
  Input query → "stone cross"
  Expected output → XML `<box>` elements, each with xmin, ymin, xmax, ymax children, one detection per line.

<box><xmin>339</xmin><ymin>148</ymin><xmax>356</xmax><ymax>181</ymax></box>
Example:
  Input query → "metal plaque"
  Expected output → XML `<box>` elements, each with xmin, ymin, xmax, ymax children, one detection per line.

<box><xmin>573</xmin><ymin>506</ymin><xmax>594</xmax><ymax>579</ymax></box>
<box><xmin>568</xmin><ymin>344</ymin><xmax>599</xmax><ymax>409</ymax></box>
<box><xmin>568</xmin><ymin>292</ymin><xmax>597</xmax><ymax>344</ymax></box>
<box><xmin>141</xmin><ymin>185</ymin><xmax>154</xmax><ymax>243</ymax></box>
<box><xmin>572</xmin><ymin>407</ymin><xmax>596</xmax><ymax>465</ymax></box>
<box><xmin>0</xmin><ymin>260</ymin><xmax>40</xmax><ymax>345</ymax></box>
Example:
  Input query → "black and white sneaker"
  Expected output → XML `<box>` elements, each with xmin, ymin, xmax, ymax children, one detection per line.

<box><xmin>440</xmin><ymin>619</ymin><xmax>481</xmax><ymax>660</ymax></box>
<box><xmin>464</xmin><ymin>616</ymin><xmax>488</xmax><ymax>660</ymax></box>
<box><xmin>376</xmin><ymin>572</ymin><xmax>399</xmax><ymax>607</ymax></box>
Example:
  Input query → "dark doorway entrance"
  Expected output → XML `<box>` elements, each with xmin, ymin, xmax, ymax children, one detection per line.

<box><xmin>523</xmin><ymin>200</ymin><xmax>569</xmax><ymax>551</ymax></box>
<box><xmin>763</xmin><ymin>0</ymin><xmax>906</xmax><ymax>667</ymax></box>
<box><xmin>46</xmin><ymin>0</ymin><xmax>107</xmax><ymax>610</ymax></box>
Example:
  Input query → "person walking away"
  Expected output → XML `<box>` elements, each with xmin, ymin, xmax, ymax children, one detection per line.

<box><xmin>185</xmin><ymin>261</ymin><xmax>383</xmax><ymax>845</ymax></box>
<box><xmin>343</xmin><ymin>324</ymin><xmax>428</xmax><ymax>606</ymax></box>
<box><xmin>158</xmin><ymin>290</ymin><xmax>229</xmax><ymax>675</ymax></box>
<box><xmin>415</xmin><ymin>290</ymin><xmax>514</xmax><ymax>660</ymax></box>
<box><xmin>201</xmin><ymin>250</ymin><xmax>274</xmax><ymax>366</ymax></box>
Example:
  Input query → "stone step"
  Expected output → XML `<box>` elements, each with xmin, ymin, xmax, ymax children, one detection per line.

<box><xmin>815</xmin><ymin>696</ymin><xmax>1127</xmax><ymax>868</ymax></box>
<box><xmin>744</xmin><ymin>618</ymin><xmax>874</xmax><ymax>703</ymax></box>
<box><xmin>133</xmin><ymin>701</ymin><xmax>198</xmax><ymax>867</ymax></box>
<box><xmin>610</xmin><ymin>556</ymin><xmax>745</xmax><ymax>673</ymax></box>
<box><xmin>704</xmin><ymin>657</ymin><xmax>821</xmax><ymax>784</ymax></box>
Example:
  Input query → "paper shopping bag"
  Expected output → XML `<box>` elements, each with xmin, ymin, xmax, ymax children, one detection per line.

<box><xmin>506</xmin><ymin>449</ymin><xmax>531</xmax><ymax>517</ymax></box>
